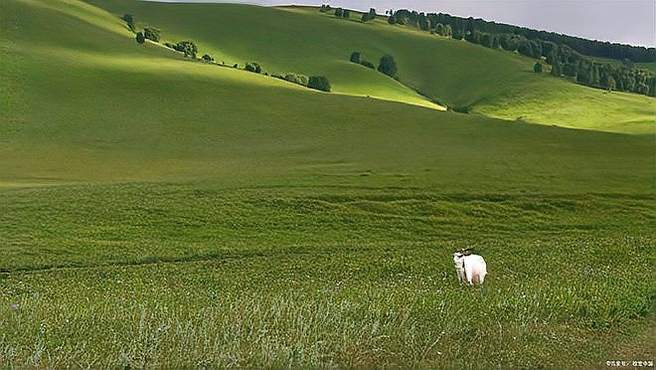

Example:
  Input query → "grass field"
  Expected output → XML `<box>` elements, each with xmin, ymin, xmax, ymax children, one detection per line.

<box><xmin>87</xmin><ymin>0</ymin><xmax>656</xmax><ymax>134</ymax></box>
<box><xmin>1</xmin><ymin>0</ymin><xmax>655</xmax><ymax>368</ymax></box>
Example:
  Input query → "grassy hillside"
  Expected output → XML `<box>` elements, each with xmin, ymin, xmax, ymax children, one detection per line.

<box><xmin>86</xmin><ymin>0</ymin><xmax>655</xmax><ymax>134</ymax></box>
<box><xmin>0</xmin><ymin>0</ymin><xmax>655</xmax><ymax>368</ymax></box>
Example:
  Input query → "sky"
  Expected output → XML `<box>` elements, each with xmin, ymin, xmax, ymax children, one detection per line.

<box><xmin>149</xmin><ymin>0</ymin><xmax>656</xmax><ymax>47</ymax></box>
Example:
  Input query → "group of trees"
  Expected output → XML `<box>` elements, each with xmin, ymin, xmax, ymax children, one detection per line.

<box><xmin>533</xmin><ymin>62</ymin><xmax>543</xmax><ymax>73</ymax></box>
<box><xmin>387</xmin><ymin>10</ymin><xmax>655</xmax><ymax>63</ymax></box>
<box><xmin>273</xmin><ymin>73</ymin><xmax>309</xmax><ymax>87</ymax></box>
<box><xmin>320</xmin><ymin>6</ymin><xmax>377</xmax><ymax>24</ymax></box>
<box><xmin>432</xmin><ymin>23</ymin><xmax>452</xmax><ymax>37</ymax></box>
<box><xmin>123</xmin><ymin>14</ymin><xmax>159</xmax><ymax>44</ymax></box>
<box><xmin>164</xmin><ymin>40</ymin><xmax>198</xmax><ymax>58</ymax></box>
<box><xmin>378</xmin><ymin>55</ymin><xmax>397</xmax><ymax>78</ymax></box>
<box><xmin>308</xmin><ymin>76</ymin><xmax>331</xmax><ymax>92</ymax></box>
<box><xmin>548</xmin><ymin>46</ymin><xmax>655</xmax><ymax>95</ymax></box>
<box><xmin>249</xmin><ymin>64</ymin><xmax>330</xmax><ymax>92</ymax></box>
<box><xmin>465</xmin><ymin>29</ymin><xmax>655</xmax><ymax>95</ymax></box>
<box><xmin>122</xmin><ymin>13</ymin><xmax>332</xmax><ymax>93</ymax></box>
<box><xmin>361</xmin><ymin>8</ymin><xmax>377</xmax><ymax>23</ymax></box>
<box><xmin>122</xmin><ymin>14</ymin><xmax>136</xmax><ymax>32</ymax></box>
<box><xmin>135</xmin><ymin>27</ymin><xmax>161</xmax><ymax>45</ymax></box>
<box><xmin>384</xmin><ymin>8</ymin><xmax>656</xmax><ymax>96</ymax></box>
<box><xmin>334</xmin><ymin>8</ymin><xmax>350</xmax><ymax>19</ymax></box>
<box><xmin>350</xmin><ymin>52</ymin><xmax>398</xmax><ymax>78</ymax></box>
<box><xmin>349</xmin><ymin>52</ymin><xmax>374</xmax><ymax>69</ymax></box>
<box><xmin>271</xmin><ymin>72</ymin><xmax>330</xmax><ymax>92</ymax></box>
<box><xmin>245</xmin><ymin>62</ymin><xmax>263</xmax><ymax>73</ymax></box>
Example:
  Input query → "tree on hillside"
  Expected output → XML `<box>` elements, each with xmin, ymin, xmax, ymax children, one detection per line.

<box><xmin>122</xmin><ymin>14</ymin><xmax>136</xmax><ymax>32</ymax></box>
<box><xmin>551</xmin><ymin>59</ymin><xmax>562</xmax><ymax>76</ymax></box>
<box><xmin>563</xmin><ymin>63</ymin><xmax>578</xmax><ymax>78</ymax></box>
<box><xmin>378</xmin><ymin>54</ymin><xmax>398</xmax><ymax>78</ymax></box>
<box><xmin>342</xmin><ymin>9</ymin><xmax>350</xmax><ymax>18</ymax></box>
<box><xmin>647</xmin><ymin>77</ymin><xmax>656</xmax><ymax>97</ymax></box>
<box><xmin>360</xmin><ymin>60</ymin><xmax>375</xmax><ymax>69</ymax></box>
<box><xmin>144</xmin><ymin>27</ymin><xmax>161</xmax><ymax>42</ymax></box>
<box><xmin>517</xmin><ymin>40</ymin><xmax>534</xmax><ymax>57</ymax></box>
<box><xmin>444</xmin><ymin>24</ymin><xmax>453</xmax><ymax>37</ymax></box>
<box><xmin>135</xmin><ymin>32</ymin><xmax>145</xmax><ymax>44</ymax></box>
<box><xmin>481</xmin><ymin>33</ymin><xmax>493</xmax><ymax>48</ymax></box>
<box><xmin>334</xmin><ymin>8</ymin><xmax>343</xmax><ymax>17</ymax></box>
<box><xmin>350</xmin><ymin>51</ymin><xmax>361</xmax><ymax>64</ymax></box>
<box><xmin>533</xmin><ymin>62</ymin><xmax>543</xmax><ymax>73</ymax></box>
<box><xmin>308</xmin><ymin>76</ymin><xmax>331</xmax><ymax>92</ymax></box>
<box><xmin>202</xmin><ymin>54</ymin><xmax>214</xmax><ymax>63</ymax></box>
<box><xmin>417</xmin><ymin>14</ymin><xmax>430</xmax><ymax>31</ymax></box>
<box><xmin>387</xmin><ymin>15</ymin><xmax>397</xmax><ymax>24</ymax></box>
<box><xmin>435</xmin><ymin>23</ymin><xmax>444</xmax><ymax>36</ymax></box>
<box><xmin>361</xmin><ymin>8</ymin><xmax>376</xmax><ymax>22</ymax></box>
<box><xmin>607</xmin><ymin>75</ymin><xmax>616</xmax><ymax>91</ymax></box>
<box><xmin>591</xmin><ymin>65</ymin><xmax>601</xmax><ymax>86</ymax></box>
<box><xmin>283</xmin><ymin>73</ymin><xmax>309</xmax><ymax>86</ymax></box>
<box><xmin>245</xmin><ymin>62</ymin><xmax>262</xmax><ymax>73</ymax></box>
<box><xmin>174</xmin><ymin>41</ymin><xmax>198</xmax><ymax>58</ymax></box>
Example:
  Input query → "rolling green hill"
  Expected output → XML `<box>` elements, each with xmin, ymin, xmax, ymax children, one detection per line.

<box><xmin>86</xmin><ymin>0</ymin><xmax>656</xmax><ymax>134</ymax></box>
<box><xmin>0</xmin><ymin>0</ymin><xmax>654</xmax><ymax>368</ymax></box>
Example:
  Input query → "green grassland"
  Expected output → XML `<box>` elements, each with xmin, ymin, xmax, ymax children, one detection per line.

<box><xmin>87</xmin><ymin>0</ymin><xmax>655</xmax><ymax>134</ymax></box>
<box><xmin>1</xmin><ymin>0</ymin><xmax>655</xmax><ymax>368</ymax></box>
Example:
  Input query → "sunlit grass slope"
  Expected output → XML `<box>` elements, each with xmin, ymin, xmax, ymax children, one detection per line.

<box><xmin>2</xmin><ymin>0</ymin><xmax>652</xmax><ymax>190</ymax></box>
<box><xmin>87</xmin><ymin>0</ymin><xmax>655</xmax><ymax>134</ymax></box>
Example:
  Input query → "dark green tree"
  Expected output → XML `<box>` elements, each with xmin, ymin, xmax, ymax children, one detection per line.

<box><xmin>607</xmin><ymin>75</ymin><xmax>616</xmax><ymax>91</ymax></box>
<box><xmin>360</xmin><ymin>60</ymin><xmax>375</xmax><ymax>69</ymax></box>
<box><xmin>245</xmin><ymin>62</ymin><xmax>262</xmax><ymax>73</ymax></box>
<box><xmin>481</xmin><ymin>33</ymin><xmax>493</xmax><ymax>48</ymax></box>
<box><xmin>444</xmin><ymin>24</ymin><xmax>453</xmax><ymax>37</ymax></box>
<box><xmin>377</xmin><ymin>54</ymin><xmax>398</xmax><ymax>78</ymax></box>
<box><xmin>283</xmin><ymin>73</ymin><xmax>309</xmax><ymax>86</ymax></box>
<box><xmin>361</xmin><ymin>8</ymin><xmax>376</xmax><ymax>22</ymax></box>
<box><xmin>491</xmin><ymin>34</ymin><xmax>500</xmax><ymax>48</ymax></box>
<box><xmin>647</xmin><ymin>77</ymin><xmax>656</xmax><ymax>97</ymax></box>
<box><xmin>517</xmin><ymin>40</ymin><xmax>534</xmax><ymax>57</ymax></box>
<box><xmin>435</xmin><ymin>23</ymin><xmax>444</xmax><ymax>36</ymax></box>
<box><xmin>308</xmin><ymin>76</ymin><xmax>331</xmax><ymax>92</ymax></box>
<box><xmin>563</xmin><ymin>63</ymin><xmax>578</xmax><ymax>78</ymax></box>
<box><xmin>334</xmin><ymin>8</ymin><xmax>343</xmax><ymax>17</ymax></box>
<box><xmin>143</xmin><ymin>27</ymin><xmax>161</xmax><ymax>42</ymax></box>
<box><xmin>387</xmin><ymin>15</ymin><xmax>397</xmax><ymax>24</ymax></box>
<box><xmin>202</xmin><ymin>54</ymin><xmax>214</xmax><ymax>63</ymax></box>
<box><xmin>135</xmin><ymin>32</ymin><xmax>145</xmax><ymax>44</ymax></box>
<box><xmin>174</xmin><ymin>41</ymin><xmax>198</xmax><ymax>58</ymax></box>
<box><xmin>417</xmin><ymin>14</ymin><xmax>430</xmax><ymax>31</ymax></box>
<box><xmin>591</xmin><ymin>65</ymin><xmax>601</xmax><ymax>86</ymax></box>
<box><xmin>122</xmin><ymin>14</ymin><xmax>135</xmax><ymax>32</ymax></box>
<box><xmin>533</xmin><ymin>62</ymin><xmax>543</xmax><ymax>73</ymax></box>
<box><xmin>551</xmin><ymin>59</ymin><xmax>562</xmax><ymax>76</ymax></box>
<box><xmin>350</xmin><ymin>51</ymin><xmax>361</xmax><ymax>64</ymax></box>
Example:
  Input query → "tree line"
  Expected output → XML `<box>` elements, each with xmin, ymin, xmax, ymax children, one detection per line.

<box><xmin>350</xmin><ymin>52</ymin><xmax>398</xmax><ymax>79</ymax></box>
<box><xmin>123</xmin><ymin>14</ymin><xmax>331</xmax><ymax>92</ymax></box>
<box><xmin>388</xmin><ymin>9</ymin><xmax>655</xmax><ymax>63</ymax></box>
<box><xmin>320</xmin><ymin>5</ymin><xmax>376</xmax><ymax>23</ymax></box>
<box><xmin>385</xmin><ymin>9</ymin><xmax>656</xmax><ymax>97</ymax></box>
